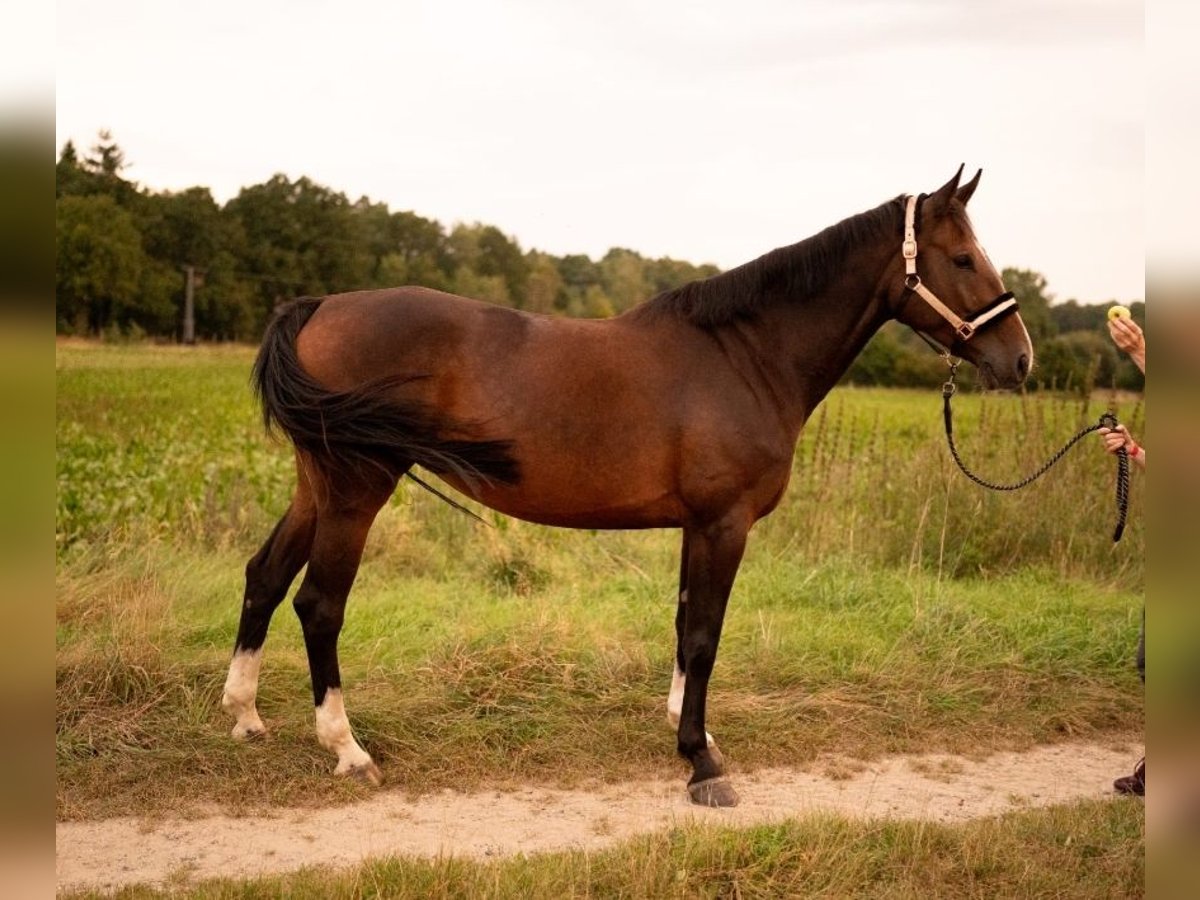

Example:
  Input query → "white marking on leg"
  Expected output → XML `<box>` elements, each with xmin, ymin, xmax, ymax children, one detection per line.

<box><xmin>666</xmin><ymin>663</ymin><xmax>715</xmax><ymax>747</ymax></box>
<box><xmin>315</xmin><ymin>688</ymin><xmax>376</xmax><ymax>777</ymax></box>
<box><xmin>667</xmin><ymin>662</ymin><xmax>685</xmax><ymax>728</ymax></box>
<box><xmin>221</xmin><ymin>649</ymin><xmax>265</xmax><ymax>739</ymax></box>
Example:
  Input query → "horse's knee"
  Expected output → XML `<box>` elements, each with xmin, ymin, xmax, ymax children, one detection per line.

<box><xmin>682</xmin><ymin>636</ymin><xmax>717</xmax><ymax>679</ymax></box>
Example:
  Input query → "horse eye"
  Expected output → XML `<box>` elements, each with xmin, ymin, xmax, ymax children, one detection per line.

<box><xmin>953</xmin><ymin>254</ymin><xmax>974</xmax><ymax>270</ymax></box>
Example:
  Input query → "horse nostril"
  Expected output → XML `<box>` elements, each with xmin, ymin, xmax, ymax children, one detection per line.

<box><xmin>1016</xmin><ymin>354</ymin><xmax>1029</xmax><ymax>379</ymax></box>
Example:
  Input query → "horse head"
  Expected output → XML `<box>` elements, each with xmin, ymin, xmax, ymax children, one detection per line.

<box><xmin>891</xmin><ymin>166</ymin><xmax>1033</xmax><ymax>389</ymax></box>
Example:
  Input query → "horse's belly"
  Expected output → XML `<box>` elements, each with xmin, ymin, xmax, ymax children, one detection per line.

<box><xmin>436</xmin><ymin>469</ymin><xmax>683</xmax><ymax>530</ymax></box>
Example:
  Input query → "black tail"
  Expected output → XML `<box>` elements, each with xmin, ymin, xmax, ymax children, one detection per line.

<box><xmin>252</xmin><ymin>297</ymin><xmax>520</xmax><ymax>490</ymax></box>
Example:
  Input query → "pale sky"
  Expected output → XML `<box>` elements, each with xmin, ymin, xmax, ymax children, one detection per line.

<box><xmin>55</xmin><ymin>0</ymin><xmax>1144</xmax><ymax>303</ymax></box>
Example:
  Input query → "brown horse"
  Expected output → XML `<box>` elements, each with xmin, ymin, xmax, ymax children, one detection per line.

<box><xmin>222</xmin><ymin>167</ymin><xmax>1032</xmax><ymax>807</ymax></box>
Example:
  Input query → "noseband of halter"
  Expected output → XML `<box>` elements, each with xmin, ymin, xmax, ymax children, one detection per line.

<box><xmin>900</xmin><ymin>194</ymin><xmax>1019</xmax><ymax>344</ymax></box>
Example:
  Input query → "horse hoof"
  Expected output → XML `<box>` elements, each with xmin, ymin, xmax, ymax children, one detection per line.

<box><xmin>344</xmin><ymin>761</ymin><xmax>383</xmax><ymax>787</ymax></box>
<box><xmin>688</xmin><ymin>776</ymin><xmax>739</xmax><ymax>808</ymax></box>
<box><xmin>231</xmin><ymin>721</ymin><xmax>266</xmax><ymax>741</ymax></box>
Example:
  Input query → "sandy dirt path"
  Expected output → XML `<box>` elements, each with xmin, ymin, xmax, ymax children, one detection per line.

<box><xmin>56</xmin><ymin>740</ymin><xmax>1141</xmax><ymax>893</ymax></box>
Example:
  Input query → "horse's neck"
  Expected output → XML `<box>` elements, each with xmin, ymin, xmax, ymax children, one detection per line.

<box><xmin>740</xmin><ymin>251</ymin><xmax>892</xmax><ymax>428</ymax></box>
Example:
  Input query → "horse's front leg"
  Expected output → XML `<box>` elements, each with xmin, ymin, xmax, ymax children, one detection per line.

<box><xmin>668</xmin><ymin>533</ymin><xmax>719</xmax><ymax>759</ymax></box>
<box><xmin>677</xmin><ymin>515</ymin><xmax>748</xmax><ymax>807</ymax></box>
<box><xmin>668</xmin><ymin>531</ymin><xmax>688</xmax><ymax>730</ymax></box>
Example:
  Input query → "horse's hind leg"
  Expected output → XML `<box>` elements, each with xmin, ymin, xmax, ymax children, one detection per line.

<box><xmin>223</xmin><ymin>454</ymin><xmax>317</xmax><ymax>739</ymax></box>
<box><xmin>292</xmin><ymin>467</ymin><xmax>398</xmax><ymax>784</ymax></box>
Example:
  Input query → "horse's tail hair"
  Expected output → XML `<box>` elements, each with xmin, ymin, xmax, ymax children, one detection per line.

<box><xmin>252</xmin><ymin>296</ymin><xmax>520</xmax><ymax>489</ymax></box>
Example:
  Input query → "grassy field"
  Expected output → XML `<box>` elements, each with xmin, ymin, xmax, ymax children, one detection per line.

<box><xmin>56</xmin><ymin>341</ymin><xmax>1144</xmax><ymax>892</ymax></box>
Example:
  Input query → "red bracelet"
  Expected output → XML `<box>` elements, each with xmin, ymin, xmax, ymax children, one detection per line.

<box><xmin>1128</xmin><ymin>443</ymin><xmax>1143</xmax><ymax>460</ymax></box>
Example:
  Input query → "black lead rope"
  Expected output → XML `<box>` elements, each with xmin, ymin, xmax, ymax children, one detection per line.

<box><xmin>940</xmin><ymin>364</ymin><xmax>1130</xmax><ymax>542</ymax></box>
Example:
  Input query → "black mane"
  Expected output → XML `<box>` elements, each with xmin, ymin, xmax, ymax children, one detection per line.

<box><xmin>635</xmin><ymin>195</ymin><xmax>907</xmax><ymax>328</ymax></box>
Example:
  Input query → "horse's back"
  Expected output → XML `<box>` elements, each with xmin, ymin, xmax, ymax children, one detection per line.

<box><xmin>295</xmin><ymin>286</ymin><xmax>679</xmax><ymax>401</ymax></box>
<box><xmin>295</xmin><ymin>287</ymin><xmax>526</xmax><ymax>389</ymax></box>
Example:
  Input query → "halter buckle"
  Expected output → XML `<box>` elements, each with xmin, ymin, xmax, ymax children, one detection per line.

<box><xmin>902</xmin><ymin>239</ymin><xmax>918</xmax><ymax>260</ymax></box>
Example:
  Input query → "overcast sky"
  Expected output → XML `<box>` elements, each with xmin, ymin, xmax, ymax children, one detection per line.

<box><xmin>55</xmin><ymin>0</ymin><xmax>1143</xmax><ymax>303</ymax></box>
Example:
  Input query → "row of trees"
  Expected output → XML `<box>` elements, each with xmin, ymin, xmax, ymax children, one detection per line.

<box><xmin>56</xmin><ymin>132</ymin><xmax>1142</xmax><ymax>393</ymax></box>
<box><xmin>55</xmin><ymin>132</ymin><xmax>718</xmax><ymax>341</ymax></box>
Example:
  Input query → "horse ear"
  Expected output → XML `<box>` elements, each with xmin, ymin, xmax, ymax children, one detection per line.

<box><xmin>956</xmin><ymin>168</ymin><xmax>982</xmax><ymax>206</ymax></box>
<box><xmin>926</xmin><ymin>164</ymin><xmax>965</xmax><ymax>216</ymax></box>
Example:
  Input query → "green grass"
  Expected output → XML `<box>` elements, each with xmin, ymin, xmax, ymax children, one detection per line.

<box><xmin>56</xmin><ymin>342</ymin><xmax>1144</xmax><ymax>821</ymax></box>
<box><xmin>55</xmin><ymin>543</ymin><xmax>1143</xmax><ymax>819</ymax></box>
<box><xmin>60</xmin><ymin>799</ymin><xmax>1143</xmax><ymax>899</ymax></box>
<box><xmin>56</xmin><ymin>342</ymin><xmax>290</xmax><ymax>553</ymax></box>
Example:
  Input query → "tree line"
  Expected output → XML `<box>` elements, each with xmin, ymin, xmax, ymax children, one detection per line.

<box><xmin>55</xmin><ymin>132</ymin><xmax>718</xmax><ymax>341</ymax></box>
<box><xmin>56</xmin><ymin>131</ymin><xmax>1142</xmax><ymax>393</ymax></box>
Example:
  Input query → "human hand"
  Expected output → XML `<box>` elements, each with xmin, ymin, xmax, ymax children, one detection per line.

<box><xmin>1098</xmin><ymin>424</ymin><xmax>1144</xmax><ymax>464</ymax></box>
<box><xmin>1107</xmin><ymin>316</ymin><xmax>1145</xmax><ymax>373</ymax></box>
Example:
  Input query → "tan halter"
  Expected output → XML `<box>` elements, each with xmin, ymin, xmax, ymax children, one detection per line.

<box><xmin>902</xmin><ymin>195</ymin><xmax>1018</xmax><ymax>342</ymax></box>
